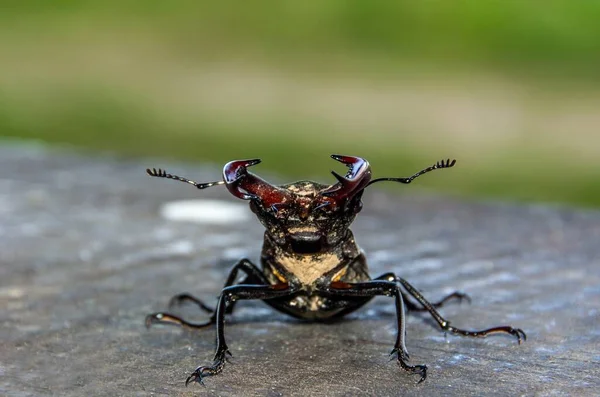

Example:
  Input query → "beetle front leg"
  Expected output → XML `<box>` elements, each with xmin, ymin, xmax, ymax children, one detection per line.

<box><xmin>146</xmin><ymin>259</ymin><xmax>268</xmax><ymax>330</ymax></box>
<box><xmin>168</xmin><ymin>259</ymin><xmax>269</xmax><ymax>317</ymax></box>
<box><xmin>185</xmin><ymin>283</ymin><xmax>294</xmax><ymax>386</ymax></box>
<box><xmin>376</xmin><ymin>273</ymin><xmax>471</xmax><ymax>311</ymax></box>
<box><xmin>324</xmin><ymin>280</ymin><xmax>428</xmax><ymax>383</ymax></box>
<box><xmin>398</xmin><ymin>277</ymin><xmax>526</xmax><ymax>343</ymax></box>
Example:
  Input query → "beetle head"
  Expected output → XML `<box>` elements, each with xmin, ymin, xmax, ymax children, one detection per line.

<box><xmin>237</xmin><ymin>155</ymin><xmax>371</xmax><ymax>255</ymax></box>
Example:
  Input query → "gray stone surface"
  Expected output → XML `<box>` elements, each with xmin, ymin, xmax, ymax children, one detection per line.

<box><xmin>1</xmin><ymin>143</ymin><xmax>599</xmax><ymax>397</ymax></box>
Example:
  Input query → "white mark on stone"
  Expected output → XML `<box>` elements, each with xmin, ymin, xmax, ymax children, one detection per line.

<box><xmin>0</xmin><ymin>286</ymin><xmax>25</xmax><ymax>298</ymax></box>
<box><xmin>15</xmin><ymin>324</ymin><xmax>42</xmax><ymax>333</ymax></box>
<box><xmin>160</xmin><ymin>199</ymin><xmax>251</xmax><ymax>225</ymax></box>
<box><xmin>166</xmin><ymin>240</ymin><xmax>195</xmax><ymax>256</ymax></box>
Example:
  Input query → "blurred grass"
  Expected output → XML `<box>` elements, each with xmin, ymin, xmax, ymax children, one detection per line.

<box><xmin>3</xmin><ymin>1</ymin><xmax>600</xmax><ymax>78</ymax></box>
<box><xmin>1</xmin><ymin>1</ymin><xmax>600</xmax><ymax>207</ymax></box>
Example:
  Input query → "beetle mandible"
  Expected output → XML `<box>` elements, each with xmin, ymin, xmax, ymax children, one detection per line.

<box><xmin>145</xmin><ymin>155</ymin><xmax>526</xmax><ymax>385</ymax></box>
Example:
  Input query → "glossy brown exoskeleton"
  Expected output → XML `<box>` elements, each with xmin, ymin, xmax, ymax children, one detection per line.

<box><xmin>145</xmin><ymin>155</ymin><xmax>526</xmax><ymax>385</ymax></box>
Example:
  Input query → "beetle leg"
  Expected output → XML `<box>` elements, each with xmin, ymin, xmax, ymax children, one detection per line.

<box><xmin>323</xmin><ymin>280</ymin><xmax>428</xmax><ymax>384</ymax></box>
<box><xmin>376</xmin><ymin>273</ymin><xmax>471</xmax><ymax>311</ymax></box>
<box><xmin>401</xmin><ymin>291</ymin><xmax>471</xmax><ymax>311</ymax></box>
<box><xmin>145</xmin><ymin>312</ymin><xmax>212</xmax><ymax>329</ymax></box>
<box><xmin>424</xmin><ymin>291</ymin><xmax>471</xmax><ymax>308</ymax></box>
<box><xmin>168</xmin><ymin>292</ymin><xmax>215</xmax><ymax>313</ymax></box>
<box><xmin>398</xmin><ymin>277</ymin><xmax>526</xmax><ymax>344</ymax></box>
<box><xmin>185</xmin><ymin>283</ymin><xmax>294</xmax><ymax>386</ymax></box>
<box><xmin>169</xmin><ymin>259</ymin><xmax>269</xmax><ymax>315</ymax></box>
<box><xmin>146</xmin><ymin>259</ymin><xmax>268</xmax><ymax>330</ymax></box>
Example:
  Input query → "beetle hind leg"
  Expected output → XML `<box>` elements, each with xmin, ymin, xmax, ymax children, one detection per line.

<box><xmin>144</xmin><ymin>293</ymin><xmax>215</xmax><ymax>331</ymax></box>
<box><xmin>168</xmin><ymin>292</ymin><xmax>215</xmax><ymax>313</ymax></box>
<box><xmin>399</xmin><ymin>277</ymin><xmax>526</xmax><ymax>344</ymax></box>
<box><xmin>145</xmin><ymin>258</ymin><xmax>269</xmax><ymax>331</ymax></box>
<box><xmin>403</xmin><ymin>290</ymin><xmax>471</xmax><ymax>312</ymax></box>
<box><xmin>378</xmin><ymin>272</ymin><xmax>471</xmax><ymax>311</ymax></box>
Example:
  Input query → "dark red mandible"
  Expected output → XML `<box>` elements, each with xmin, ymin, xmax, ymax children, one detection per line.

<box><xmin>320</xmin><ymin>155</ymin><xmax>372</xmax><ymax>208</ymax></box>
<box><xmin>222</xmin><ymin>159</ymin><xmax>292</xmax><ymax>206</ymax></box>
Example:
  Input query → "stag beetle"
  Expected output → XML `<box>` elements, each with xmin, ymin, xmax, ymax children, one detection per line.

<box><xmin>145</xmin><ymin>155</ymin><xmax>525</xmax><ymax>385</ymax></box>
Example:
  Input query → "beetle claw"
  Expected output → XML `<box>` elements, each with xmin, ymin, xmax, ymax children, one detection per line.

<box><xmin>144</xmin><ymin>312</ymin><xmax>165</xmax><ymax>329</ymax></box>
<box><xmin>185</xmin><ymin>368</ymin><xmax>206</xmax><ymax>387</ymax></box>
<box><xmin>396</xmin><ymin>354</ymin><xmax>428</xmax><ymax>384</ymax></box>
<box><xmin>167</xmin><ymin>292</ymin><xmax>214</xmax><ymax>313</ymax></box>
<box><xmin>511</xmin><ymin>328</ymin><xmax>527</xmax><ymax>344</ymax></box>
<box><xmin>185</xmin><ymin>355</ymin><xmax>227</xmax><ymax>387</ymax></box>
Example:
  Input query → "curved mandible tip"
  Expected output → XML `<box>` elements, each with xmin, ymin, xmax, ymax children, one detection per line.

<box><xmin>222</xmin><ymin>159</ymin><xmax>292</xmax><ymax>207</ymax></box>
<box><xmin>222</xmin><ymin>159</ymin><xmax>262</xmax><ymax>200</ymax></box>
<box><xmin>321</xmin><ymin>155</ymin><xmax>372</xmax><ymax>204</ymax></box>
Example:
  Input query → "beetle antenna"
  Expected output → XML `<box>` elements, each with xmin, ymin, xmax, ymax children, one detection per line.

<box><xmin>367</xmin><ymin>159</ymin><xmax>456</xmax><ymax>186</ymax></box>
<box><xmin>146</xmin><ymin>168</ymin><xmax>225</xmax><ymax>190</ymax></box>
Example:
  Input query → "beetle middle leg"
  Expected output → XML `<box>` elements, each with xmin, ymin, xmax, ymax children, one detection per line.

<box><xmin>398</xmin><ymin>277</ymin><xmax>526</xmax><ymax>343</ymax></box>
<box><xmin>145</xmin><ymin>259</ymin><xmax>268</xmax><ymax>330</ymax></box>
<box><xmin>322</xmin><ymin>279</ymin><xmax>428</xmax><ymax>383</ymax></box>
<box><xmin>377</xmin><ymin>272</ymin><xmax>471</xmax><ymax>311</ymax></box>
<box><xmin>185</xmin><ymin>283</ymin><xmax>295</xmax><ymax>386</ymax></box>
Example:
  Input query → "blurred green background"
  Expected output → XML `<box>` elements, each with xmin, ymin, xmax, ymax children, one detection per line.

<box><xmin>1</xmin><ymin>1</ymin><xmax>600</xmax><ymax>206</ymax></box>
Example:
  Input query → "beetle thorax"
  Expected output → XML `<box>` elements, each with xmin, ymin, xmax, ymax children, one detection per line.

<box><xmin>276</xmin><ymin>249</ymin><xmax>342</xmax><ymax>285</ymax></box>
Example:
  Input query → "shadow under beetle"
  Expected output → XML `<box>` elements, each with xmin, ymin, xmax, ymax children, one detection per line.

<box><xmin>145</xmin><ymin>155</ymin><xmax>526</xmax><ymax>385</ymax></box>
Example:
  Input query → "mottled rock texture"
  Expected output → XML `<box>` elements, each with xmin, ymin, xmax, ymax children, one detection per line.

<box><xmin>1</xmin><ymin>144</ymin><xmax>599</xmax><ymax>396</ymax></box>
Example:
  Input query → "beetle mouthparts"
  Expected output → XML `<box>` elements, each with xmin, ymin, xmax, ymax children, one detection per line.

<box><xmin>289</xmin><ymin>232</ymin><xmax>324</xmax><ymax>254</ymax></box>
